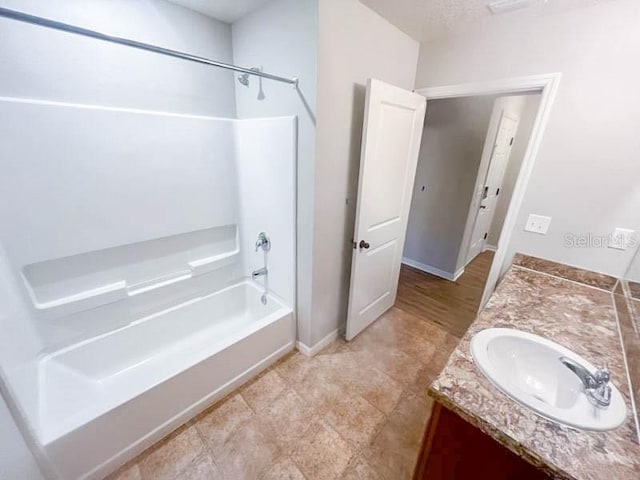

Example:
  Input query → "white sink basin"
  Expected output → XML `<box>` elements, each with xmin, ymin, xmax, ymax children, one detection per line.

<box><xmin>470</xmin><ymin>328</ymin><xmax>627</xmax><ymax>431</ymax></box>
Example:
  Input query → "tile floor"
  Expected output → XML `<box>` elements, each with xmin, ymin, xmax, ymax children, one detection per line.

<box><xmin>107</xmin><ymin>307</ymin><xmax>460</xmax><ymax>480</ymax></box>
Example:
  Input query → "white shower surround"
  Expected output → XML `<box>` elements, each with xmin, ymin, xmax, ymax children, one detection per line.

<box><xmin>0</xmin><ymin>97</ymin><xmax>296</xmax><ymax>479</ymax></box>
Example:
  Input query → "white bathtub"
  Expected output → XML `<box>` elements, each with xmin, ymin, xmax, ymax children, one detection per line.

<box><xmin>36</xmin><ymin>280</ymin><xmax>294</xmax><ymax>479</ymax></box>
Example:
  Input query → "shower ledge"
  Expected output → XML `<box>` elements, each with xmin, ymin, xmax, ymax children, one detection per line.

<box><xmin>23</xmin><ymin>248</ymin><xmax>240</xmax><ymax>312</ymax></box>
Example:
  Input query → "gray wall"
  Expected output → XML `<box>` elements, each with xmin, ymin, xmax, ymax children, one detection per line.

<box><xmin>403</xmin><ymin>96</ymin><xmax>496</xmax><ymax>275</ymax></box>
<box><xmin>311</xmin><ymin>0</ymin><xmax>419</xmax><ymax>346</ymax></box>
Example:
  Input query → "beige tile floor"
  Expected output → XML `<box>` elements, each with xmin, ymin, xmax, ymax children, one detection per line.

<box><xmin>107</xmin><ymin>307</ymin><xmax>460</xmax><ymax>480</ymax></box>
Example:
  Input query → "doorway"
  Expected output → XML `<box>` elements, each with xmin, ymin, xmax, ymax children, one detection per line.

<box><xmin>400</xmin><ymin>92</ymin><xmax>541</xmax><ymax>335</ymax></box>
<box><xmin>346</xmin><ymin>74</ymin><xmax>560</xmax><ymax>341</ymax></box>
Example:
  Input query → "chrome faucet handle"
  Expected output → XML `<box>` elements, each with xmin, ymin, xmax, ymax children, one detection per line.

<box><xmin>593</xmin><ymin>366</ymin><xmax>610</xmax><ymax>386</ymax></box>
<box><xmin>590</xmin><ymin>365</ymin><xmax>612</xmax><ymax>409</ymax></box>
<box><xmin>255</xmin><ymin>232</ymin><xmax>271</xmax><ymax>252</ymax></box>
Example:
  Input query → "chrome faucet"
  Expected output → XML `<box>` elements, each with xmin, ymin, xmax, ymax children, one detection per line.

<box><xmin>253</xmin><ymin>232</ymin><xmax>270</xmax><ymax>305</ymax></box>
<box><xmin>559</xmin><ymin>356</ymin><xmax>612</xmax><ymax>408</ymax></box>
<box><xmin>255</xmin><ymin>232</ymin><xmax>271</xmax><ymax>252</ymax></box>
<box><xmin>252</xmin><ymin>267</ymin><xmax>268</xmax><ymax>279</ymax></box>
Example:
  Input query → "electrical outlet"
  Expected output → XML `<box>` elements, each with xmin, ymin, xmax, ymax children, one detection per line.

<box><xmin>524</xmin><ymin>214</ymin><xmax>551</xmax><ymax>235</ymax></box>
<box><xmin>608</xmin><ymin>228</ymin><xmax>635</xmax><ymax>250</ymax></box>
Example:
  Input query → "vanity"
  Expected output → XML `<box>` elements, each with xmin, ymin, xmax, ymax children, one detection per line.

<box><xmin>414</xmin><ymin>254</ymin><xmax>640</xmax><ymax>479</ymax></box>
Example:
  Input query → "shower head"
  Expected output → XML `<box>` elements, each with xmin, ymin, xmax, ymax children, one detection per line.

<box><xmin>237</xmin><ymin>67</ymin><xmax>266</xmax><ymax>100</ymax></box>
<box><xmin>238</xmin><ymin>73</ymin><xmax>250</xmax><ymax>87</ymax></box>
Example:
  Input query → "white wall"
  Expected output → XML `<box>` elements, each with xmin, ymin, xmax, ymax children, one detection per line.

<box><xmin>0</xmin><ymin>0</ymin><xmax>236</xmax><ymax>116</ymax></box>
<box><xmin>0</xmin><ymin>100</ymin><xmax>298</xmax><ymax>479</ymax></box>
<box><xmin>403</xmin><ymin>96</ymin><xmax>495</xmax><ymax>275</ymax></box>
<box><xmin>0</xmin><ymin>4</ymin><xmax>239</xmax><ymax>477</ymax></box>
<box><xmin>415</xmin><ymin>0</ymin><xmax>640</xmax><ymax>277</ymax></box>
<box><xmin>0</xmin><ymin>99</ymin><xmax>245</xmax><ymax>449</ymax></box>
<box><xmin>231</xmin><ymin>0</ymin><xmax>317</xmax><ymax>345</ymax></box>
<box><xmin>0</xmin><ymin>99</ymin><xmax>242</xmax><ymax>347</ymax></box>
<box><xmin>235</xmin><ymin>117</ymin><xmax>297</xmax><ymax>307</ymax></box>
<box><xmin>488</xmin><ymin>94</ymin><xmax>541</xmax><ymax>247</ymax></box>
<box><xmin>311</xmin><ymin>0</ymin><xmax>419</xmax><ymax>345</ymax></box>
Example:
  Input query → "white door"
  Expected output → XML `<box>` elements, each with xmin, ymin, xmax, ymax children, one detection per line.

<box><xmin>466</xmin><ymin>112</ymin><xmax>519</xmax><ymax>264</ymax></box>
<box><xmin>345</xmin><ymin>79</ymin><xmax>427</xmax><ymax>340</ymax></box>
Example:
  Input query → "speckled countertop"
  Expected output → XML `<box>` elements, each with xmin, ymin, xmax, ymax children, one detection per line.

<box><xmin>430</xmin><ymin>255</ymin><xmax>640</xmax><ymax>479</ymax></box>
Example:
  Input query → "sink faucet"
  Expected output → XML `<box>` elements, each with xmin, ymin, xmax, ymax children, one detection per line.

<box><xmin>559</xmin><ymin>356</ymin><xmax>611</xmax><ymax>408</ymax></box>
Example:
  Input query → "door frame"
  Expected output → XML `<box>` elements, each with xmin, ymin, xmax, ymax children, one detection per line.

<box><xmin>414</xmin><ymin>73</ymin><xmax>561</xmax><ymax>309</ymax></box>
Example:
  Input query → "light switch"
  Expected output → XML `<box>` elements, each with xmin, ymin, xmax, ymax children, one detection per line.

<box><xmin>608</xmin><ymin>228</ymin><xmax>635</xmax><ymax>250</ymax></box>
<box><xmin>524</xmin><ymin>214</ymin><xmax>552</xmax><ymax>235</ymax></box>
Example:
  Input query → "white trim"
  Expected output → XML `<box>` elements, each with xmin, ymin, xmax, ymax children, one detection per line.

<box><xmin>414</xmin><ymin>73</ymin><xmax>558</xmax><ymax>99</ymax></box>
<box><xmin>296</xmin><ymin>329</ymin><xmax>339</xmax><ymax>357</ymax></box>
<box><xmin>402</xmin><ymin>257</ymin><xmax>464</xmax><ymax>281</ymax></box>
<box><xmin>483</xmin><ymin>244</ymin><xmax>498</xmax><ymax>252</ymax></box>
<box><xmin>415</xmin><ymin>72</ymin><xmax>562</xmax><ymax>310</ymax></box>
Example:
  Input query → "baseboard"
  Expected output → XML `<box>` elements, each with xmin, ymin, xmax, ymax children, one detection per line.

<box><xmin>483</xmin><ymin>244</ymin><xmax>498</xmax><ymax>252</ymax></box>
<box><xmin>296</xmin><ymin>328</ymin><xmax>340</xmax><ymax>357</ymax></box>
<box><xmin>452</xmin><ymin>267</ymin><xmax>465</xmax><ymax>281</ymax></box>
<box><xmin>402</xmin><ymin>257</ymin><xmax>464</xmax><ymax>282</ymax></box>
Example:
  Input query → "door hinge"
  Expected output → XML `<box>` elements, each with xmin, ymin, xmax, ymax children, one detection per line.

<box><xmin>484</xmin><ymin>232</ymin><xmax>488</xmax><ymax>240</ymax></box>
<box><xmin>510</xmin><ymin>137</ymin><xmax>514</xmax><ymax>146</ymax></box>
<box><xmin>496</xmin><ymin>187</ymin><xmax>500</xmax><ymax>196</ymax></box>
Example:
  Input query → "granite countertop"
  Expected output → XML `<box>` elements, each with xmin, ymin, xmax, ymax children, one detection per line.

<box><xmin>430</xmin><ymin>255</ymin><xmax>640</xmax><ymax>479</ymax></box>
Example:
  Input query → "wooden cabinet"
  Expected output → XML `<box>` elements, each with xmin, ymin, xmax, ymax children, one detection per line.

<box><xmin>414</xmin><ymin>402</ymin><xmax>549</xmax><ymax>480</ymax></box>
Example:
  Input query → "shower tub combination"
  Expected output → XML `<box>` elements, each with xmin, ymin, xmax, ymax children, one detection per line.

<box><xmin>42</xmin><ymin>281</ymin><xmax>294</xmax><ymax>479</ymax></box>
<box><xmin>0</xmin><ymin>98</ymin><xmax>297</xmax><ymax>479</ymax></box>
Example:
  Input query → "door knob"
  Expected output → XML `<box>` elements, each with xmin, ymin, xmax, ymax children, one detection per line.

<box><xmin>359</xmin><ymin>240</ymin><xmax>370</xmax><ymax>249</ymax></box>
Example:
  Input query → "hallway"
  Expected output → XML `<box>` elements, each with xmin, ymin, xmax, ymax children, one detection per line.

<box><xmin>395</xmin><ymin>251</ymin><xmax>495</xmax><ymax>338</ymax></box>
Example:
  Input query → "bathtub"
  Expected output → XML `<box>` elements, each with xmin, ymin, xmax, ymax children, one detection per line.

<box><xmin>36</xmin><ymin>280</ymin><xmax>294</xmax><ymax>479</ymax></box>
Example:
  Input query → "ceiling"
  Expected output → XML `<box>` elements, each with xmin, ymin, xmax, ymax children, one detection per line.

<box><xmin>165</xmin><ymin>0</ymin><xmax>272</xmax><ymax>23</ymax></box>
<box><xmin>166</xmin><ymin>0</ymin><xmax>614</xmax><ymax>37</ymax></box>
<box><xmin>359</xmin><ymin>0</ymin><xmax>615</xmax><ymax>42</ymax></box>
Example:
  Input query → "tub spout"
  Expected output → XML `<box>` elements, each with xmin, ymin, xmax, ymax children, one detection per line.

<box><xmin>252</xmin><ymin>267</ymin><xmax>268</xmax><ymax>279</ymax></box>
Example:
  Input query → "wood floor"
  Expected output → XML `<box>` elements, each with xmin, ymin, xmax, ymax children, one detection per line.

<box><xmin>395</xmin><ymin>251</ymin><xmax>495</xmax><ymax>338</ymax></box>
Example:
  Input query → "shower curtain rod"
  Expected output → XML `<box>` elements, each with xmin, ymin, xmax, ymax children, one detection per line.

<box><xmin>0</xmin><ymin>7</ymin><xmax>299</xmax><ymax>87</ymax></box>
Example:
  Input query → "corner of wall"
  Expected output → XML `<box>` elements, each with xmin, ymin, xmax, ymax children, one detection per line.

<box><xmin>311</xmin><ymin>0</ymin><xmax>423</xmax><ymax>347</ymax></box>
